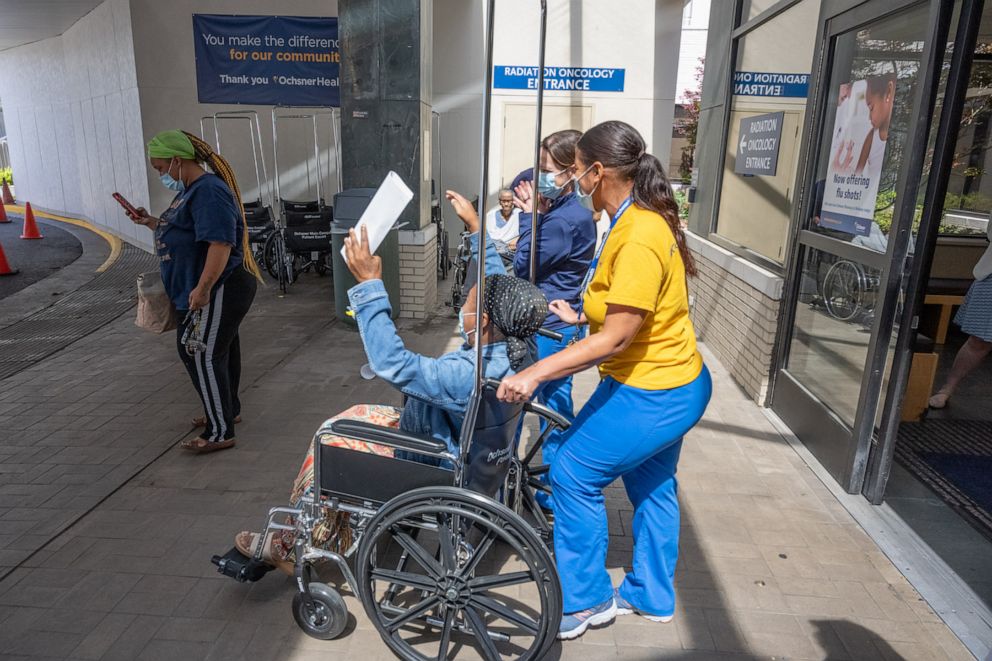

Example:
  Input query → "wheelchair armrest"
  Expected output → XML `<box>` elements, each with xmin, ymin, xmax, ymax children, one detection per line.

<box><xmin>524</xmin><ymin>401</ymin><xmax>570</xmax><ymax>430</ymax></box>
<box><xmin>328</xmin><ymin>419</ymin><xmax>450</xmax><ymax>456</ymax></box>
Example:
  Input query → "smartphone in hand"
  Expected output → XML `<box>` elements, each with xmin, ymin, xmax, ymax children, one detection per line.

<box><xmin>112</xmin><ymin>192</ymin><xmax>140</xmax><ymax>220</ymax></box>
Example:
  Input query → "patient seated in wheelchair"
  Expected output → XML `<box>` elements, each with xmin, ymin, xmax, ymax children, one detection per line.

<box><xmin>235</xmin><ymin>225</ymin><xmax>548</xmax><ymax>573</ymax></box>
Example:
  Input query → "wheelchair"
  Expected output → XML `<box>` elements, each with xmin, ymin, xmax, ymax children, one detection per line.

<box><xmin>243</xmin><ymin>199</ymin><xmax>275</xmax><ymax>267</ymax></box>
<box><xmin>820</xmin><ymin>259</ymin><xmax>880</xmax><ymax>322</ymax></box>
<box><xmin>448</xmin><ymin>232</ymin><xmax>516</xmax><ymax>312</ymax></box>
<box><xmin>213</xmin><ymin>379</ymin><xmax>565</xmax><ymax>660</ymax></box>
<box><xmin>262</xmin><ymin>201</ymin><xmax>335</xmax><ymax>291</ymax></box>
<box><xmin>448</xmin><ymin>231</ymin><xmax>473</xmax><ymax>311</ymax></box>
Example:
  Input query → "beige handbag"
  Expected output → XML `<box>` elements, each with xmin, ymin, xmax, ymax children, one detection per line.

<box><xmin>135</xmin><ymin>270</ymin><xmax>178</xmax><ymax>333</ymax></box>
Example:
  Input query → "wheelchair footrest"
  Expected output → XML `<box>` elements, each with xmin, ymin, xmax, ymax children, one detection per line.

<box><xmin>211</xmin><ymin>546</ymin><xmax>275</xmax><ymax>583</ymax></box>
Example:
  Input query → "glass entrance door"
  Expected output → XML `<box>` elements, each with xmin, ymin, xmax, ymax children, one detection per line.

<box><xmin>772</xmin><ymin>0</ymin><xmax>958</xmax><ymax>492</ymax></box>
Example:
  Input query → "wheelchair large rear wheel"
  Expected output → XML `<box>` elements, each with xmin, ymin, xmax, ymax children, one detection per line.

<box><xmin>356</xmin><ymin>486</ymin><xmax>561</xmax><ymax>660</ymax></box>
<box><xmin>823</xmin><ymin>259</ymin><xmax>865</xmax><ymax>322</ymax></box>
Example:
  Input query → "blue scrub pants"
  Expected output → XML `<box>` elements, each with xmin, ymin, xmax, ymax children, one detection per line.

<box><xmin>534</xmin><ymin>325</ymin><xmax>584</xmax><ymax>508</ymax></box>
<box><xmin>550</xmin><ymin>367</ymin><xmax>712</xmax><ymax>615</ymax></box>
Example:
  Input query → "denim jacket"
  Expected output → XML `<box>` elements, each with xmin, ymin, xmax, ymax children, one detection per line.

<box><xmin>346</xmin><ymin>234</ymin><xmax>513</xmax><ymax>456</ymax></box>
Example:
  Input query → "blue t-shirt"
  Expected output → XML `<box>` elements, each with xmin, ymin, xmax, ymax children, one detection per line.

<box><xmin>155</xmin><ymin>174</ymin><xmax>244</xmax><ymax>310</ymax></box>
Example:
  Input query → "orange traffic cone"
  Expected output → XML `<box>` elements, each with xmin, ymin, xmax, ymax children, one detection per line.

<box><xmin>0</xmin><ymin>241</ymin><xmax>18</xmax><ymax>276</ymax></box>
<box><xmin>1</xmin><ymin>182</ymin><xmax>13</xmax><ymax>205</ymax></box>
<box><xmin>0</xmin><ymin>198</ymin><xmax>8</xmax><ymax>223</ymax></box>
<box><xmin>20</xmin><ymin>202</ymin><xmax>42</xmax><ymax>240</ymax></box>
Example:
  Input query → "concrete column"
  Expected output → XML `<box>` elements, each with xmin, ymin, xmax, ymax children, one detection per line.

<box><xmin>340</xmin><ymin>0</ymin><xmax>437</xmax><ymax>318</ymax></box>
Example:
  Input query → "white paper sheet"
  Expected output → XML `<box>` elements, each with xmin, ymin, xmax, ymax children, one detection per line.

<box><xmin>341</xmin><ymin>171</ymin><xmax>414</xmax><ymax>261</ymax></box>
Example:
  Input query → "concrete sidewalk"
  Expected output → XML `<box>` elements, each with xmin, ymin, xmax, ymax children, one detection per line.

<box><xmin>0</xmin><ymin>273</ymin><xmax>975</xmax><ymax>659</ymax></box>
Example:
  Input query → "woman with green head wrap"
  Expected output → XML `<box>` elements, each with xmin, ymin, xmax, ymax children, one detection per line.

<box><xmin>126</xmin><ymin>129</ymin><xmax>261</xmax><ymax>454</ymax></box>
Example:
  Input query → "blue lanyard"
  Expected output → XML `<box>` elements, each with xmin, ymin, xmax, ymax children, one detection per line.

<box><xmin>577</xmin><ymin>196</ymin><xmax>633</xmax><ymax>318</ymax></box>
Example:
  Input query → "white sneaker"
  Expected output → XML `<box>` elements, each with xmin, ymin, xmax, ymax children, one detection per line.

<box><xmin>613</xmin><ymin>588</ymin><xmax>673</xmax><ymax>623</ymax></box>
<box><xmin>557</xmin><ymin>597</ymin><xmax>618</xmax><ymax>640</ymax></box>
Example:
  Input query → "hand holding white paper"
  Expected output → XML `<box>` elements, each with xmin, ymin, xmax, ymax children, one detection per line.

<box><xmin>342</xmin><ymin>171</ymin><xmax>414</xmax><ymax>262</ymax></box>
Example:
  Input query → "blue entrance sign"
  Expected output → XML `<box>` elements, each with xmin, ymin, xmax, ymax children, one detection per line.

<box><xmin>494</xmin><ymin>66</ymin><xmax>625</xmax><ymax>92</ymax></box>
<box><xmin>193</xmin><ymin>14</ymin><xmax>340</xmax><ymax>106</ymax></box>
<box><xmin>733</xmin><ymin>71</ymin><xmax>809</xmax><ymax>98</ymax></box>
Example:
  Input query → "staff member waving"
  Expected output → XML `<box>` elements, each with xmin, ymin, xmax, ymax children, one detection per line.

<box><xmin>497</xmin><ymin>121</ymin><xmax>712</xmax><ymax>639</ymax></box>
<box><xmin>132</xmin><ymin>130</ymin><xmax>261</xmax><ymax>454</ymax></box>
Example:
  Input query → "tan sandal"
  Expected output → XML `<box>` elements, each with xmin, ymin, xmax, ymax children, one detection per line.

<box><xmin>180</xmin><ymin>437</ymin><xmax>236</xmax><ymax>453</ymax></box>
<box><xmin>192</xmin><ymin>415</ymin><xmax>242</xmax><ymax>428</ymax></box>
<box><xmin>236</xmin><ymin>530</ymin><xmax>294</xmax><ymax>576</ymax></box>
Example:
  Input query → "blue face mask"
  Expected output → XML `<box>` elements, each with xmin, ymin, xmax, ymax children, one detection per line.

<box><xmin>160</xmin><ymin>159</ymin><xmax>185</xmax><ymax>193</ymax></box>
<box><xmin>537</xmin><ymin>170</ymin><xmax>565</xmax><ymax>200</ymax></box>
<box><xmin>457</xmin><ymin>309</ymin><xmax>476</xmax><ymax>343</ymax></box>
<box><xmin>573</xmin><ymin>165</ymin><xmax>600</xmax><ymax>211</ymax></box>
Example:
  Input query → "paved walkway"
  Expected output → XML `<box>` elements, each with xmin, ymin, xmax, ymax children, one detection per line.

<box><xmin>0</xmin><ymin>243</ymin><xmax>977</xmax><ymax>659</ymax></box>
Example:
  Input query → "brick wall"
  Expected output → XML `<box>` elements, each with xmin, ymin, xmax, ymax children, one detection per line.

<box><xmin>398</xmin><ymin>225</ymin><xmax>439</xmax><ymax>319</ymax></box>
<box><xmin>687</xmin><ymin>234</ymin><xmax>782</xmax><ymax>405</ymax></box>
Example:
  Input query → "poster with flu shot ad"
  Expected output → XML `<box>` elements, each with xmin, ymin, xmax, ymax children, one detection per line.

<box><xmin>818</xmin><ymin>69</ymin><xmax>896</xmax><ymax>238</ymax></box>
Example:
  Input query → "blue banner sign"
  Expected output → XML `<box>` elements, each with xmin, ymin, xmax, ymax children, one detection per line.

<box><xmin>733</xmin><ymin>71</ymin><xmax>809</xmax><ymax>98</ymax></box>
<box><xmin>494</xmin><ymin>66</ymin><xmax>625</xmax><ymax>92</ymax></box>
<box><xmin>193</xmin><ymin>14</ymin><xmax>340</xmax><ymax>106</ymax></box>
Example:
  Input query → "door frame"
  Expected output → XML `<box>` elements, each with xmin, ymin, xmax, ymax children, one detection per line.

<box><xmin>863</xmin><ymin>0</ymin><xmax>986</xmax><ymax>504</ymax></box>
<box><xmin>770</xmin><ymin>0</ymin><xmax>956</xmax><ymax>493</ymax></box>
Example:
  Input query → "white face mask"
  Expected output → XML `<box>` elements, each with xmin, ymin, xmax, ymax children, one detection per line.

<box><xmin>458</xmin><ymin>309</ymin><xmax>476</xmax><ymax>343</ymax></box>
<box><xmin>160</xmin><ymin>158</ymin><xmax>185</xmax><ymax>193</ymax></box>
<box><xmin>573</xmin><ymin>164</ymin><xmax>600</xmax><ymax>211</ymax></box>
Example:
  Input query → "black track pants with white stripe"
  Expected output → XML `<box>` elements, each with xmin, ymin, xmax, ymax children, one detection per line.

<box><xmin>176</xmin><ymin>267</ymin><xmax>257</xmax><ymax>442</ymax></box>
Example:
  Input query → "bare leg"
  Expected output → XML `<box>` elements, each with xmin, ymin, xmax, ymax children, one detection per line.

<box><xmin>929</xmin><ymin>335</ymin><xmax>992</xmax><ymax>408</ymax></box>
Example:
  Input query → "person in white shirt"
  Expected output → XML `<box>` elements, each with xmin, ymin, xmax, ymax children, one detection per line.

<box><xmin>486</xmin><ymin>189</ymin><xmax>521</xmax><ymax>254</ymax></box>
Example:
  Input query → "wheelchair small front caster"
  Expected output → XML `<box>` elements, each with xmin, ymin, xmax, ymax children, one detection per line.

<box><xmin>293</xmin><ymin>582</ymin><xmax>348</xmax><ymax>640</ymax></box>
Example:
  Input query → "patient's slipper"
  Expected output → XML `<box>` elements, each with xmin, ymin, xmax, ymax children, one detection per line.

<box><xmin>235</xmin><ymin>531</ymin><xmax>293</xmax><ymax>576</ymax></box>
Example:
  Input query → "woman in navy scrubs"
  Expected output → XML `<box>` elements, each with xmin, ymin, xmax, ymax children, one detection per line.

<box><xmin>512</xmin><ymin>130</ymin><xmax>596</xmax><ymax>505</ymax></box>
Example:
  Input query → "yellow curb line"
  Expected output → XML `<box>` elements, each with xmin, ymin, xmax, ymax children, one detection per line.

<box><xmin>7</xmin><ymin>205</ymin><xmax>122</xmax><ymax>273</ymax></box>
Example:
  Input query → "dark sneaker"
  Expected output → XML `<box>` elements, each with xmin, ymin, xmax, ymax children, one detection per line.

<box><xmin>557</xmin><ymin>596</ymin><xmax>617</xmax><ymax>640</ymax></box>
<box><xmin>613</xmin><ymin>588</ymin><xmax>673</xmax><ymax>623</ymax></box>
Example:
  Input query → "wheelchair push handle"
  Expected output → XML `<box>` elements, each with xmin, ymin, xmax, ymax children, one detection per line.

<box><xmin>482</xmin><ymin>378</ymin><xmax>570</xmax><ymax>430</ymax></box>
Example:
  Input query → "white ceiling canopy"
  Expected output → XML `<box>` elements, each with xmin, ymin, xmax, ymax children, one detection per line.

<box><xmin>0</xmin><ymin>0</ymin><xmax>104</xmax><ymax>52</ymax></box>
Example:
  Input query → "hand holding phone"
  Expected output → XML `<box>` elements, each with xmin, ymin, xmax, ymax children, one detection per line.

<box><xmin>112</xmin><ymin>192</ymin><xmax>140</xmax><ymax>220</ymax></box>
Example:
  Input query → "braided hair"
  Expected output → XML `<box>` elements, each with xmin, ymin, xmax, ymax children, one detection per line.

<box><xmin>181</xmin><ymin>131</ymin><xmax>264</xmax><ymax>282</ymax></box>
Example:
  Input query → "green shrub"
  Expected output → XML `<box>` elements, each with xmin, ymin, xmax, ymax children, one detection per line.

<box><xmin>873</xmin><ymin>188</ymin><xmax>990</xmax><ymax>236</ymax></box>
<box><xmin>0</xmin><ymin>168</ymin><xmax>11</xmax><ymax>186</ymax></box>
<box><xmin>673</xmin><ymin>188</ymin><xmax>689</xmax><ymax>221</ymax></box>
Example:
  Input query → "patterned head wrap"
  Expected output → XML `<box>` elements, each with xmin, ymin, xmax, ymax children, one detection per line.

<box><xmin>482</xmin><ymin>274</ymin><xmax>548</xmax><ymax>370</ymax></box>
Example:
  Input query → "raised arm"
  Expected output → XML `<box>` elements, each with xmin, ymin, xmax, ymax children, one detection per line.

<box><xmin>345</xmin><ymin>226</ymin><xmax>473</xmax><ymax>410</ymax></box>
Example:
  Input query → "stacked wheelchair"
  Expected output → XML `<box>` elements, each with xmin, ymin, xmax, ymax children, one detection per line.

<box><xmin>212</xmin><ymin>379</ymin><xmax>563</xmax><ymax>660</ymax></box>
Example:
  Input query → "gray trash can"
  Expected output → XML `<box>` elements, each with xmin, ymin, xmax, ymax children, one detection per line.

<box><xmin>331</xmin><ymin>188</ymin><xmax>402</xmax><ymax>326</ymax></box>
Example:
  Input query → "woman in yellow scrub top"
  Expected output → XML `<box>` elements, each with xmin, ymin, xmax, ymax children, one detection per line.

<box><xmin>498</xmin><ymin>120</ymin><xmax>712</xmax><ymax>640</ymax></box>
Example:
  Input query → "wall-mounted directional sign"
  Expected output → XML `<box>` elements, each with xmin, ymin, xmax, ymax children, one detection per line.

<box><xmin>735</xmin><ymin>111</ymin><xmax>785</xmax><ymax>177</ymax></box>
